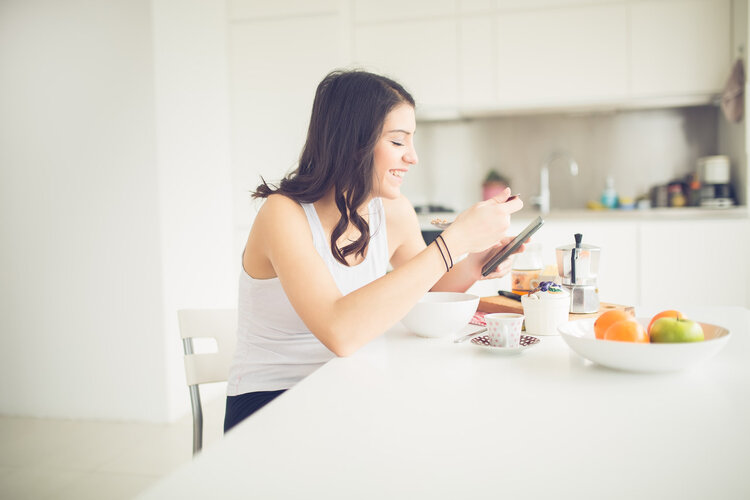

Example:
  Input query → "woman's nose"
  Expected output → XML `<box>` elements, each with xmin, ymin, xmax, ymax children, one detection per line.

<box><xmin>404</xmin><ymin>147</ymin><xmax>418</xmax><ymax>165</ymax></box>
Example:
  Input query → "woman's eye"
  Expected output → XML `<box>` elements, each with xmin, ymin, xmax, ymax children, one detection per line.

<box><xmin>390</xmin><ymin>141</ymin><xmax>404</xmax><ymax>146</ymax></box>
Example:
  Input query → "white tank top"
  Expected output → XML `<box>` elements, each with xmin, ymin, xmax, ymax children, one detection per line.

<box><xmin>227</xmin><ymin>197</ymin><xmax>388</xmax><ymax>395</ymax></box>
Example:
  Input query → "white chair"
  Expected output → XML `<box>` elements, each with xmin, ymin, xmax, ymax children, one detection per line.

<box><xmin>177</xmin><ymin>308</ymin><xmax>237</xmax><ymax>456</ymax></box>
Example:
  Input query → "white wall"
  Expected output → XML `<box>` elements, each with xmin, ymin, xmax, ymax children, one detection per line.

<box><xmin>151</xmin><ymin>0</ymin><xmax>235</xmax><ymax>419</ymax></box>
<box><xmin>0</xmin><ymin>0</ymin><xmax>234</xmax><ymax>422</ymax></box>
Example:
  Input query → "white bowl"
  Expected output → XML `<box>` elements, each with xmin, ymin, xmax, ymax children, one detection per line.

<box><xmin>401</xmin><ymin>292</ymin><xmax>479</xmax><ymax>339</ymax></box>
<box><xmin>558</xmin><ymin>317</ymin><xmax>731</xmax><ymax>373</ymax></box>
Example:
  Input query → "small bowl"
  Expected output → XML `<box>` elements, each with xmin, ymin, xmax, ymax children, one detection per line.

<box><xmin>401</xmin><ymin>292</ymin><xmax>479</xmax><ymax>338</ymax></box>
<box><xmin>558</xmin><ymin>317</ymin><xmax>731</xmax><ymax>373</ymax></box>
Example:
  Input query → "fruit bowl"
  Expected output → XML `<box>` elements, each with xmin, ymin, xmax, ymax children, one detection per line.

<box><xmin>558</xmin><ymin>317</ymin><xmax>731</xmax><ymax>373</ymax></box>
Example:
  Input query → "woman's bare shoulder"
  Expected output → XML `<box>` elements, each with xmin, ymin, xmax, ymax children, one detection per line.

<box><xmin>256</xmin><ymin>193</ymin><xmax>305</xmax><ymax>223</ymax></box>
<box><xmin>382</xmin><ymin>194</ymin><xmax>419</xmax><ymax>228</ymax></box>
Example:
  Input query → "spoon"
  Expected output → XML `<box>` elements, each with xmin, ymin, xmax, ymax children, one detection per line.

<box><xmin>454</xmin><ymin>327</ymin><xmax>487</xmax><ymax>343</ymax></box>
<box><xmin>430</xmin><ymin>195</ymin><xmax>520</xmax><ymax>230</ymax></box>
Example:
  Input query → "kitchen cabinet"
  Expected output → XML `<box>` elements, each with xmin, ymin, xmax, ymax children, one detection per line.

<box><xmin>228</xmin><ymin>0</ymin><xmax>338</xmax><ymax>20</ymax></box>
<box><xmin>639</xmin><ymin>219</ymin><xmax>749</xmax><ymax>307</ymax></box>
<box><xmin>353</xmin><ymin>0</ymin><xmax>455</xmax><ymax>22</ymax></box>
<box><xmin>353</xmin><ymin>19</ymin><xmax>459</xmax><ymax>112</ymax></box>
<box><xmin>630</xmin><ymin>0</ymin><xmax>732</xmax><ymax>98</ymax></box>
<box><xmin>468</xmin><ymin>217</ymin><xmax>639</xmax><ymax>307</ymax></box>
<box><xmin>466</xmin><ymin>213</ymin><xmax>750</xmax><ymax>309</ymax></box>
<box><xmin>458</xmin><ymin>16</ymin><xmax>496</xmax><ymax>109</ymax></box>
<box><xmin>459</xmin><ymin>0</ymin><xmax>495</xmax><ymax>13</ymax></box>
<box><xmin>495</xmin><ymin>3</ymin><xmax>629</xmax><ymax>108</ymax></box>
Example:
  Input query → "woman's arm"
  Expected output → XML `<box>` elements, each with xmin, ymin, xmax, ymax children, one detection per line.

<box><xmin>255</xmin><ymin>192</ymin><xmax>521</xmax><ymax>357</ymax></box>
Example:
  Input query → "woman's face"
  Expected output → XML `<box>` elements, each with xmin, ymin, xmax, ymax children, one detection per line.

<box><xmin>371</xmin><ymin>103</ymin><xmax>418</xmax><ymax>200</ymax></box>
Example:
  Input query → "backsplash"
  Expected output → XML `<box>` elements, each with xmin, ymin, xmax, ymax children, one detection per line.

<box><xmin>404</xmin><ymin>106</ymin><xmax>721</xmax><ymax>212</ymax></box>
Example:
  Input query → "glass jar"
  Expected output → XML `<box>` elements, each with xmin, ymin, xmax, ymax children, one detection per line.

<box><xmin>511</xmin><ymin>243</ymin><xmax>544</xmax><ymax>295</ymax></box>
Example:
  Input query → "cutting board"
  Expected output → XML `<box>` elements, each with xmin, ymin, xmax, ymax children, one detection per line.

<box><xmin>478</xmin><ymin>294</ymin><xmax>634</xmax><ymax>320</ymax></box>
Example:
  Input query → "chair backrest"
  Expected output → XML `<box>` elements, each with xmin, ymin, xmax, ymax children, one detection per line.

<box><xmin>177</xmin><ymin>309</ymin><xmax>237</xmax><ymax>386</ymax></box>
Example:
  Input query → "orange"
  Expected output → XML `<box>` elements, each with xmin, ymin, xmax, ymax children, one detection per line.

<box><xmin>603</xmin><ymin>320</ymin><xmax>649</xmax><ymax>343</ymax></box>
<box><xmin>647</xmin><ymin>310</ymin><xmax>685</xmax><ymax>333</ymax></box>
<box><xmin>594</xmin><ymin>310</ymin><xmax>633</xmax><ymax>340</ymax></box>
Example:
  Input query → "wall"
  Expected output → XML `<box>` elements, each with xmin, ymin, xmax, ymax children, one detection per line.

<box><xmin>152</xmin><ymin>0</ymin><xmax>235</xmax><ymax>420</ymax></box>
<box><xmin>0</xmin><ymin>0</ymin><xmax>234</xmax><ymax>422</ymax></box>
<box><xmin>405</xmin><ymin>106</ymin><xmax>721</xmax><ymax>212</ymax></box>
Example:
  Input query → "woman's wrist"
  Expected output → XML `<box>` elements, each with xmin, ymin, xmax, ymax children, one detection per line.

<box><xmin>438</xmin><ymin>227</ymin><xmax>466</xmax><ymax>258</ymax></box>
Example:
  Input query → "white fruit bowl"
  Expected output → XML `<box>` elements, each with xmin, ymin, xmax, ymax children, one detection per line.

<box><xmin>401</xmin><ymin>292</ymin><xmax>479</xmax><ymax>339</ymax></box>
<box><xmin>558</xmin><ymin>317</ymin><xmax>731</xmax><ymax>373</ymax></box>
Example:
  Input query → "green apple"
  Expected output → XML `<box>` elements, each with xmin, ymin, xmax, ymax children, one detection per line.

<box><xmin>649</xmin><ymin>317</ymin><xmax>704</xmax><ymax>343</ymax></box>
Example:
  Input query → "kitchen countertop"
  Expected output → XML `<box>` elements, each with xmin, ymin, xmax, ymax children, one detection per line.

<box><xmin>141</xmin><ymin>305</ymin><xmax>750</xmax><ymax>500</ymax></box>
<box><xmin>419</xmin><ymin>206</ymin><xmax>749</xmax><ymax>229</ymax></box>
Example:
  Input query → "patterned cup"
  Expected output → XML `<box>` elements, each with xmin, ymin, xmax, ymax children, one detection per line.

<box><xmin>484</xmin><ymin>313</ymin><xmax>525</xmax><ymax>348</ymax></box>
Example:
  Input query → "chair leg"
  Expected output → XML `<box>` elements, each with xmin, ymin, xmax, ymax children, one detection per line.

<box><xmin>182</xmin><ymin>337</ymin><xmax>203</xmax><ymax>456</ymax></box>
<box><xmin>189</xmin><ymin>384</ymin><xmax>203</xmax><ymax>456</ymax></box>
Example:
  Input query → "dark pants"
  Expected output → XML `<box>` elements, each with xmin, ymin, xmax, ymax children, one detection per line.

<box><xmin>224</xmin><ymin>390</ymin><xmax>286</xmax><ymax>433</ymax></box>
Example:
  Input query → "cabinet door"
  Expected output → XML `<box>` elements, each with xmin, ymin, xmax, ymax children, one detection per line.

<box><xmin>630</xmin><ymin>0</ymin><xmax>732</xmax><ymax>97</ymax></box>
<box><xmin>229</xmin><ymin>15</ymin><xmax>345</xmax><ymax>227</ymax></box>
<box><xmin>528</xmin><ymin>220</ymin><xmax>640</xmax><ymax>307</ymax></box>
<box><xmin>639</xmin><ymin>220</ymin><xmax>749</xmax><ymax>307</ymax></box>
<box><xmin>486</xmin><ymin>218</ymin><xmax>640</xmax><ymax>307</ymax></box>
<box><xmin>354</xmin><ymin>0</ymin><xmax>455</xmax><ymax>22</ymax></box>
<box><xmin>228</xmin><ymin>0</ymin><xmax>338</xmax><ymax>20</ymax></box>
<box><xmin>353</xmin><ymin>19</ymin><xmax>459</xmax><ymax>113</ymax></box>
<box><xmin>495</xmin><ymin>3</ymin><xmax>628</xmax><ymax>107</ymax></box>
<box><xmin>458</xmin><ymin>16</ymin><xmax>496</xmax><ymax>109</ymax></box>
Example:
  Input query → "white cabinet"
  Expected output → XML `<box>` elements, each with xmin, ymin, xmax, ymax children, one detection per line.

<box><xmin>639</xmin><ymin>219</ymin><xmax>749</xmax><ymax>307</ymax></box>
<box><xmin>486</xmin><ymin>215</ymin><xmax>750</xmax><ymax>309</ymax></box>
<box><xmin>458</xmin><ymin>16</ymin><xmax>496</xmax><ymax>109</ymax></box>
<box><xmin>495</xmin><ymin>3</ymin><xmax>629</xmax><ymax>108</ymax></box>
<box><xmin>353</xmin><ymin>19</ymin><xmax>459</xmax><ymax>112</ymax></box>
<box><xmin>353</xmin><ymin>0</ymin><xmax>455</xmax><ymax>22</ymax></box>
<box><xmin>228</xmin><ymin>0</ymin><xmax>338</xmax><ymax>20</ymax></box>
<box><xmin>518</xmin><ymin>219</ymin><xmax>640</xmax><ymax>307</ymax></box>
<box><xmin>630</xmin><ymin>0</ymin><xmax>732</xmax><ymax>97</ymax></box>
<box><xmin>476</xmin><ymin>217</ymin><xmax>641</xmax><ymax>307</ymax></box>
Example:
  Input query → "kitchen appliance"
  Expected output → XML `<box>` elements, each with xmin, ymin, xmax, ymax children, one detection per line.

<box><xmin>556</xmin><ymin>233</ymin><xmax>600</xmax><ymax>314</ymax></box>
<box><xmin>698</xmin><ymin>155</ymin><xmax>734</xmax><ymax>208</ymax></box>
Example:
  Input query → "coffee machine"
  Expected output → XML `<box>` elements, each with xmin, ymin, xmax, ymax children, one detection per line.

<box><xmin>698</xmin><ymin>155</ymin><xmax>734</xmax><ymax>208</ymax></box>
<box><xmin>556</xmin><ymin>233</ymin><xmax>600</xmax><ymax>314</ymax></box>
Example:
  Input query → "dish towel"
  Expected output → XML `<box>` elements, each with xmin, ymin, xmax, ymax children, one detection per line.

<box><xmin>721</xmin><ymin>58</ymin><xmax>745</xmax><ymax>123</ymax></box>
<box><xmin>470</xmin><ymin>311</ymin><xmax>487</xmax><ymax>327</ymax></box>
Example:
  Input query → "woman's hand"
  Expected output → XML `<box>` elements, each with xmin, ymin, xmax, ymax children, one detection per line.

<box><xmin>441</xmin><ymin>188</ymin><xmax>523</xmax><ymax>256</ymax></box>
<box><xmin>472</xmin><ymin>236</ymin><xmax>527</xmax><ymax>280</ymax></box>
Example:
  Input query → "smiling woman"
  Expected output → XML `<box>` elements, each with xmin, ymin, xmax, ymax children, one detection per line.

<box><xmin>224</xmin><ymin>69</ymin><xmax>526</xmax><ymax>431</ymax></box>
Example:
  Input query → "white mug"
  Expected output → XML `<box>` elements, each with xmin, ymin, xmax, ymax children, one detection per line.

<box><xmin>484</xmin><ymin>313</ymin><xmax>524</xmax><ymax>348</ymax></box>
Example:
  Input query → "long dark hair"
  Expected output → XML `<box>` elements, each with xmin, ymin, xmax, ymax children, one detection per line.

<box><xmin>253</xmin><ymin>69</ymin><xmax>415</xmax><ymax>265</ymax></box>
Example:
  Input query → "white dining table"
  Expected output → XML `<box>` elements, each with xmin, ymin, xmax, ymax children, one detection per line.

<box><xmin>140</xmin><ymin>305</ymin><xmax>750</xmax><ymax>500</ymax></box>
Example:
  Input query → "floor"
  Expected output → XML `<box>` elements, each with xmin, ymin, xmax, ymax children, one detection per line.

<box><xmin>0</xmin><ymin>396</ymin><xmax>225</xmax><ymax>499</ymax></box>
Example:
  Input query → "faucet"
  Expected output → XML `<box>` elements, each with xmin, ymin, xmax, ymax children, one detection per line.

<box><xmin>531</xmin><ymin>151</ymin><xmax>579</xmax><ymax>214</ymax></box>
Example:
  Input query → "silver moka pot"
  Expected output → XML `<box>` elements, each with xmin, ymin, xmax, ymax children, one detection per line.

<box><xmin>556</xmin><ymin>233</ymin><xmax>600</xmax><ymax>313</ymax></box>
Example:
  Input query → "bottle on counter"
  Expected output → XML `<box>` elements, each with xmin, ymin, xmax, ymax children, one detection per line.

<box><xmin>668</xmin><ymin>182</ymin><xmax>687</xmax><ymax>207</ymax></box>
<box><xmin>511</xmin><ymin>243</ymin><xmax>544</xmax><ymax>296</ymax></box>
<box><xmin>600</xmin><ymin>176</ymin><xmax>618</xmax><ymax>209</ymax></box>
<box><xmin>687</xmin><ymin>173</ymin><xmax>702</xmax><ymax>206</ymax></box>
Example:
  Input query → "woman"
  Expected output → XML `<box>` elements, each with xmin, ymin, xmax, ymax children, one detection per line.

<box><xmin>225</xmin><ymin>70</ymin><xmax>523</xmax><ymax>431</ymax></box>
